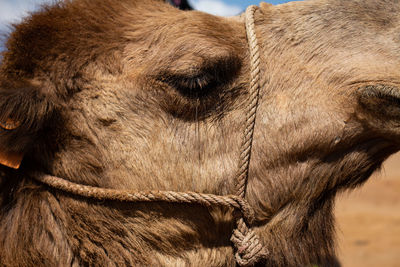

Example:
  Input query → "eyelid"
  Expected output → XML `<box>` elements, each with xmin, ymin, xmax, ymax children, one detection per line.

<box><xmin>154</xmin><ymin>55</ymin><xmax>239</xmax><ymax>99</ymax></box>
<box><xmin>158</xmin><ymin>73</ymin><xmax>216</xmax><ymax>99</ymax></box>
<box><xmin>167</xmin><ymin>72</ymin><xmax>213</xmax><ymax>88</ymax></box>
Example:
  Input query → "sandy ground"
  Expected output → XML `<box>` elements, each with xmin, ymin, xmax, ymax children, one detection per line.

<box><xmin>336</xmin><ymin>153</ymin><xmax>400</xmax><ymax>267</ymax></box>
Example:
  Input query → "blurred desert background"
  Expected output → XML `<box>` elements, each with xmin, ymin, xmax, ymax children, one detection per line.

<box><xmin>336</xmin><ymin>152</ymin><xmax>400</xmax><ymax>267</ymax></box>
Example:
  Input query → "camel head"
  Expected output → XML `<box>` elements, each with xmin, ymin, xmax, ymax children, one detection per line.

<box><xmin>0</xmin><ymin>0</ymin><xmax>399</xmax><ymax>266</ymax></box>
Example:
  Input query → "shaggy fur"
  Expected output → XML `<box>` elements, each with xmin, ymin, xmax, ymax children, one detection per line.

<box><xmin>1</xmin><ymin>0</ymin><xmax>400</xmax><ymax>266</ymax></box>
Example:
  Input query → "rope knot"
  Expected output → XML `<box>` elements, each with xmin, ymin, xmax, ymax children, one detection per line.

<box><xmin>231</xmin><ymin>218</ymin><xmax>268</xmax><ymax>266</ymax></box>
<box><xmin>234</xmin><ymin>197</ymin><xmax>256</xmax><ymax>225</ymax></box>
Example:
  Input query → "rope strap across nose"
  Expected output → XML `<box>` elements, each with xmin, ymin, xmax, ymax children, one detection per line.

<box><xmin>30</xmin><ymin>5</ymin><xmax>267</xmax><ymax>267</ymax></box>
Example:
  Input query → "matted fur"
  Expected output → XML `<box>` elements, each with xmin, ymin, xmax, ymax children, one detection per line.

<box><xmin>1</xmin><ymin>0</ymin><xmax>400</xmax><ymax>266</ymax></box>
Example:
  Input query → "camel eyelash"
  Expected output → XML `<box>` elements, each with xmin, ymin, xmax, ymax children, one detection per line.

<box><xmin>160</xmin><ymin>73</ymin><xmax>217</xmax><ymax>99</ymax></box>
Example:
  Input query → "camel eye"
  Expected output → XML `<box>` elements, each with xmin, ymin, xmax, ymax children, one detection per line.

<box><xmin>154</xmin><ymin>55</ymin><xmax>241</xmax><ymax>120</ymax></box>
<box><xmin>155</xmin><ymin>68</ymin><xmax>231</xmax><ymax>120</ymax></box>
<box><xmin>157</xmin><ymin>54</ymin><xmax>240</xmax><ymax>101</ymax></box>
<box><xmin>164</xmin><ymin>73</ymin><xmax>217</xmax><ymax>99</ymax></box>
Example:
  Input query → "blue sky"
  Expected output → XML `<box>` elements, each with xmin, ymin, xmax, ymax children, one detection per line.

<box><xmin>189</xmin><ymin>0</ymin><xmax>292</xmax><ymax>16</ymax></box>
<box><xmin>0</xmin><ymin>0</ymin><xmax>293</xmax><ymax>49</ymax></box>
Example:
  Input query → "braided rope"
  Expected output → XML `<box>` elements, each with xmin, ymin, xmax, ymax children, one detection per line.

<box><xmin>34</xmin><ymin>173</ymin><xmax>255</xmax><ymax>224</ymax></box>
<box><xmin>236</xmin><ymin>5</ymin><xmax>262</xmax><ymax>199</ymax></box>
<box><xmin>229</xmin><ymin>6</ymin><xmax>268</xmax><ymax>266</ymax></box>
<box><xmin>231</xmin><ymin>219</ymin><xmax>266</xmax><ymax>266</ymax></box>
<box><xmin>30</xmin><ymin>5</ymin><xmax>267</xmax><ymax>267</ymax></box>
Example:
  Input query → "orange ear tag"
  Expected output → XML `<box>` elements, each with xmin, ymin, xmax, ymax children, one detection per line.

<box><xmin>0</xmin><ymin>150</ymin><xmax>23</xmax><ymax>169</ymax></box>
<box><xmin>0</xmin><ymin>118</ymin><xmax>21</xmax><ymax>130</ymax></box>
<box><xmin>0</xmin><ymin>118</ymin><xmax>23</xmax><ymax>169</ymax></box>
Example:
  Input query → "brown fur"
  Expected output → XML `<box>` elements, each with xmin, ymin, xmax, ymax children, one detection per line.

<box><xmin>1</xmin><ymin>0</ymin><xmax>400</xmax><ymax>266</ymax></box>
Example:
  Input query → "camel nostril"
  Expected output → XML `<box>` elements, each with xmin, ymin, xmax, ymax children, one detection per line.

<box><xmin>358</xmin><ymin>84</ymin><xmax>400</xmax><ymax>119</ymax></box>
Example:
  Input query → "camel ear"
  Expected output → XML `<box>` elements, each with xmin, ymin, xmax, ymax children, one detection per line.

<box><xmin>166</xmin><ymin>0</ymin><xmax>193</xmax><ymax>10</ymax></box>
<box><xmin>0</xmin><ymin>79</ymin><xmax>56</xmax><ymax>169</ymax></box>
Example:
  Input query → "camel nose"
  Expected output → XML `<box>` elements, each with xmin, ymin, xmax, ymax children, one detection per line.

<box><xmin>358</xmin><ymin>84</ymin><xmax>400</xmax><ymax>120</ymax></box>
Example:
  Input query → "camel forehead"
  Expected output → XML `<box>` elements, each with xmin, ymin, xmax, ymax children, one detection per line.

<box><xmin>1</xmin><ymin>0</ymin><xmax>240</xmax><ymax>80</ymax></box>
<box><xmin>3</xmin><ymin>0</ymin><xmax>400</xmax><ymax>84</ymax></box>
<box><xmin>2</xmin><ymin>1</ymin><xmax>122</xmax><ymax>78</ymax></box>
